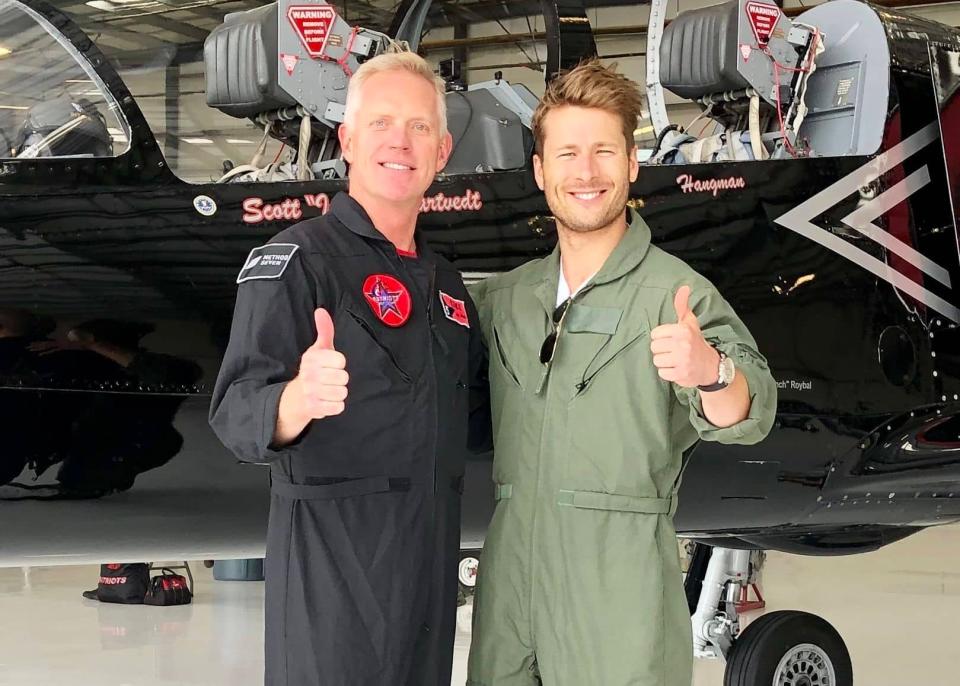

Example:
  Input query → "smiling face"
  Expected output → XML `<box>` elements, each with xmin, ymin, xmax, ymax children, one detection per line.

<box><xmin>533</xmin><ymin>105</ymin><xmax>639</xmax><ymax>234</ymax></box>
<box><xmin>338</xmin><ymin>69</ymin><xmax>451</xmax><ymax>211</ymax></box>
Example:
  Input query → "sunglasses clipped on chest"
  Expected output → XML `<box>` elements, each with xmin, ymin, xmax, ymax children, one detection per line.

<box><xmin>539</xmin><ymin>297</ymin><xmax>572</xmax><ymax>366</ymax></box>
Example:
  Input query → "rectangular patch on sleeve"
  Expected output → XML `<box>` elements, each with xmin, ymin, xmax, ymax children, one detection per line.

<box><xmin>236</xmin><ymin>243</ymin><xmax>300</xmax><ymax>284</ymax></box>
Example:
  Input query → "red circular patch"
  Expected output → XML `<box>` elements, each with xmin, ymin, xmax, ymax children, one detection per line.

<box><xmin>362</xmin><ymin>274</ymin><xmax>412</xmax><ymax>327</ymax></box>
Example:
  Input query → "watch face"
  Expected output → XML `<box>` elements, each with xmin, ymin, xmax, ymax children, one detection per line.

<box><xmin>719</xmin><ymin>356</ymin><xmax>735</xmax><ymax>384</ymax></box>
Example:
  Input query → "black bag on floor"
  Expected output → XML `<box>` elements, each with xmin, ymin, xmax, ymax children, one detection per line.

<box><xmin>143</xmin><ymin>568</ymin><xmax>192</xmax><ymax>606</ymax></box>
<box><xmin>93</xmin><ymin>563</ymin><xmax>149</xmax><ymax>604</ymax></box>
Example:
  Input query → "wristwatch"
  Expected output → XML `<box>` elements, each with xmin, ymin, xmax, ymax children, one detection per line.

<box><xmin>698</xmin><ymin>350</ymin><xmax>735</xmax><ymax>392</ymax></box>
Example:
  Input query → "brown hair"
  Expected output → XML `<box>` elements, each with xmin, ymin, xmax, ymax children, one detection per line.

<box><xmin>531</xmin><ymin>59</ymin><xmax>643</xmax><ymax>156</ymax></box>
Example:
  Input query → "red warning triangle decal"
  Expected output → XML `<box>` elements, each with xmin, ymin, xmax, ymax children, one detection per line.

<box><xmin>287</xmin><ymin>5</ymin><xmax>337</xmax><ymax>58</ymax></box>
<box><xmin>745</xmin><ymin>1</ymin><xmax>780</xmax><ymax>47</ymax></box>
<box><xmin>280</xmin><ymin>53</ymin><xmax>299</xmax><ymax>75</ymax></box>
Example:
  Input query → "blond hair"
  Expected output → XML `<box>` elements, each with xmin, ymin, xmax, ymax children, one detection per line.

<box><xmin>343</xmin><ymin>46</ymin><xmax>447</xmax><ymax>133</ymax></box>
<box><xmin>531</xmin><ymin>59</ymin><xmax>643</xmax><ymax>156</ymax></box>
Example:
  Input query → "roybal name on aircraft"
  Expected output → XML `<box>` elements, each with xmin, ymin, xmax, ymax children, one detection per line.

<box><xmin>776</xmin><ymin>379</ymin><xmax>813</xmax><ymax>391</ymax></box>
<box><xmin>676</xmin><ymin>174</ymin><xmax>746</xmax><ymax>197</ymax></box>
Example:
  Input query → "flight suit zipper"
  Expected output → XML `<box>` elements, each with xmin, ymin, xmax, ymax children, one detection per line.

<box><xmin>425</xmin><ymin>263</ymin><xmax>449</xmax><ymax>356</ymax></box>
<box><xmin>395</xmin><ymin>253</ymin><xmax>448</xmax><ymax>491</ymax></box>
<box><xmin>535</xmin><ymin>284</ymin><xmax>596</xmax><ymax>394</ymax></box>
<box><xmin>344</xmin><ymin>309</ymin><xmax>412</xmax><ymax>383</ymax></box>
<box><xmin>529</xmin><ymin>281</ymin><xmax>598</xmax><ymax>649</ymax></box>
<box><xmin>392</xmin><ymin>248</ymin><xmax>441</xmax><ymax>637</ymax></box>
<box><xmin>424</xmin><ymin>261</ymin><xmax>442</xmax><ymax>496</ymax></box>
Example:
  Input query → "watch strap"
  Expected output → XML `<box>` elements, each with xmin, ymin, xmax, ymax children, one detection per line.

<box><xmin>698</xmin><ymin>350</ymin><xmax>729</xmax><ymax>392</ymax></box>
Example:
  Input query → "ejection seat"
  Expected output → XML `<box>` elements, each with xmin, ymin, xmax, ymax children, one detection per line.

<box><xmin>14</xmin><ymin>96</ymin><xmax>112</xmax><ymax>158</ymax></box>
<box><xmin>651</xmin><ymin>0</ymin><xmax>889</xmax><ymax>162</ymax></box>
<box><xmin>203</xmin><ymin>0</ymin><xmax>536</xmax><ymax>181</ymax></box>
<box><xmin>441</xmin><ymin>81</ymin><xmax>538</xmax><ymax>175</ymax></box>
<box><xmin>790</xmin><ymin>0</ymin><xmax>890</xmax><ymax>156</ymax></box>
<box><xmin>655</xmin><ymin>0</ymin><xmax>801</xmax><ymax>163</ymax></box>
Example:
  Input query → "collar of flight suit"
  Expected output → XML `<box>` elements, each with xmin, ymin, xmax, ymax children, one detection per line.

<box><xmin>329</xmin><ymin>191</ymin><xmax>432</xmax><ymax>259</ymax></box>
<box><xmin>531</xmin><ymin>207</ymin><xmax>653</xmax><ymax>315</ymax></box>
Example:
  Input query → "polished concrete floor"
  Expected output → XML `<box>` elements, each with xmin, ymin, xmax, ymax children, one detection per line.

<box><xmin>1</xmin><ymin>524</ymin><xmax>958</xmax><ymax>685</ymax></box>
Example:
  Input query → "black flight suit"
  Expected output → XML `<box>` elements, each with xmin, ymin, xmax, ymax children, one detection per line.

<box><xmin>209</xmin><ymin>193</ymin><xmax>486</xmax><ymax>686</ymax></box>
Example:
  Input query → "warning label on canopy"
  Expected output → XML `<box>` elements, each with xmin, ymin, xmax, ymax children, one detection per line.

<box><xmin>287</xmin><ymin>5</ymin><xmax>337</xmax><ymax>58</ymax></box>
<box><xmin>745</xmin><ymin>1</ymin><xmax>780</xmax><ymax>46</ymax></box>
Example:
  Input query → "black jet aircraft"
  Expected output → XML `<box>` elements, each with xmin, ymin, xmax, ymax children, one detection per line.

<box><xmin>0</xmin><ymin>0</ymin><xmax>958</xmax><ymax>683</ymax></box>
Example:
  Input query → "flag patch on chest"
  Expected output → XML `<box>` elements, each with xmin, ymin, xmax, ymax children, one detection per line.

<box><xmin>236</xmin><ymin>243</ymin><xmax>300</xmax><ymax>283</ymax></box>
<box><xmin>439</xmin><ymin>291</ymin><xmax>469</xmax><ymax>328</ymax></box>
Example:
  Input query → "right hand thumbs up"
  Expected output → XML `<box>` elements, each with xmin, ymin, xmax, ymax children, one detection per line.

<box><xmin>297</xmin><ymin>307</ymin><xmax>348</xmax><ymax>419</ymax></box>
<box><xmin>312</xmin><ymin>307</ymin><xmax>336</xmax><ymax>350</ymax></box>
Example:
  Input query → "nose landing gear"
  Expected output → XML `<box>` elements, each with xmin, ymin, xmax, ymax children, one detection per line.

<box><xmin>686</xmin><ymin>544</ymin><xmax>853</xmax><ymax>686</ymax></box>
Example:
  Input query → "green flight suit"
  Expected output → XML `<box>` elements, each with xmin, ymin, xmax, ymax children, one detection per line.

<box><xmin>466</xmin><ymin>211</ymin><xmax>777</xmax><ymax>686</ymax></box>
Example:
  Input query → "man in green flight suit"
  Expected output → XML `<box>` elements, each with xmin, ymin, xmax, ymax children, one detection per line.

<box><xmin>466</xmin><ymin>60</ymin><xmax>778</xmax><ymax>686</ymax></box>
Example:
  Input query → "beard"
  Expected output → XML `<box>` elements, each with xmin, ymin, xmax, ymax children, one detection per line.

<box><xmin>547</xmin><ymin>182</ymin><xmax>629</xmax><ymax>234</ymax></box>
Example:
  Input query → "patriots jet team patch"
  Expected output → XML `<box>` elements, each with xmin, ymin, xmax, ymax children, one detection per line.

<box><xmin>439</xmin><ymin>291</ymin><xmax>469</xmax><ymax>328</ymax></box>
<box><xmin>363</xmin><ymin>274</ymin><xmax>412</xmax><ymax>327</ymax></box>
<box><xmin>237</xmin><ymin>243</ymin><xmax>300</xmax><ymax>284</ymax></box>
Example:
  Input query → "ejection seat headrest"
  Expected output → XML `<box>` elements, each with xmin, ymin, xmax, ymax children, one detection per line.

<box><xmin>14</xmin><ymin>97</ymin><xmax>112</xmax><ymax>158</ymax></box>
<box><xmin>659</xmin><ymin>1</ymin><xmax>749</xmax><ymax>100</ymax></box>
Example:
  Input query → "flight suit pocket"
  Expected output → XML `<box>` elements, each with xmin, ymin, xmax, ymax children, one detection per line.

<box><xmin>491</xmin><ymin>325</ymin><xmax>521</xmax><ymax>388</ymax></box>
<box><xmin>578</xmin><ymin>330</ymin><xmax>647</xmax><ymax>389</ymax></box>
<box><xmin>321</xmin><ymin>499</ymin><xmax>390</xmax><ymax>667</ymax></box>
<box><xmin>566</xmin><ymin>305</ymin><xmax>649</xmax><ymax>394</ymax></box>
<box><xmin>565</xmin><ymin>304</ymin><xmax>623</xmax><ymax>336</ymax></box>
<box><xmin>488</xmin><ymin>324</ymin><xmax>527</xmax><ymax>466</ymax></box>
<box><xmin>343</xmin><ymin>307</ymin><xmax>412</xmax><ymax>383</ymax></box>
<box><xmin>282</xmin><ymin>488</ymin><xmax>400</xmax><ymax>675</ymax></box>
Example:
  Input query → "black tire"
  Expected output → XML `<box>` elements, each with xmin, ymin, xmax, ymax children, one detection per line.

<box><xmin>724</xmin><ymin>610</ymin><xmax>852</xmax><ymax>686</ymax></box>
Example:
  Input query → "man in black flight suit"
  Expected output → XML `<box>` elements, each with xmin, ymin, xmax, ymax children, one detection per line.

<box><xmin>209</xmin><ymin>50</ymin><xmax>486</xmax><ymax>686</ymax></box>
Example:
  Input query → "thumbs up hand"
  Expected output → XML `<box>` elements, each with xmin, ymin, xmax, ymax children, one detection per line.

<box><xmin>294</xmin><ymin>308</ymin><xmax>349</xmax><ymax>419</ymax></box>
<box><xmin>649</xmin><ymin>286</ymin><xmax>720</xmax><ymax>388</ymax></box>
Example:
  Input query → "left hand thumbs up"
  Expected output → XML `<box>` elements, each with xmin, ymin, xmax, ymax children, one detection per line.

<box><xmin>650</xmin><ymin>286</ymin><xmax>719</xmax><ymax>387</ymax></box>
<box><xmin>673</xmin><ymin>285</ymin><xmax>695</xmax><ymax>327</ymax></box>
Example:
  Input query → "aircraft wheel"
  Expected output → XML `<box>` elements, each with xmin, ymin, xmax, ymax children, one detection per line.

<box><xmin>724</xmin><ymin>610</ymin><xmax>852</xmax><ymax>686</ymax></box>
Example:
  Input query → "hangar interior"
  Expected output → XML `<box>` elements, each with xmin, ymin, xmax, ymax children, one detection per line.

<box><xmin>5</xmin><ymin>0</ymin><xmax>959</xmax><ymax>180</ymax></box>
<box><xmin>1</xmin><ymin>0</ymin><xmax>960</xmax><ymax>685</ymax></box>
